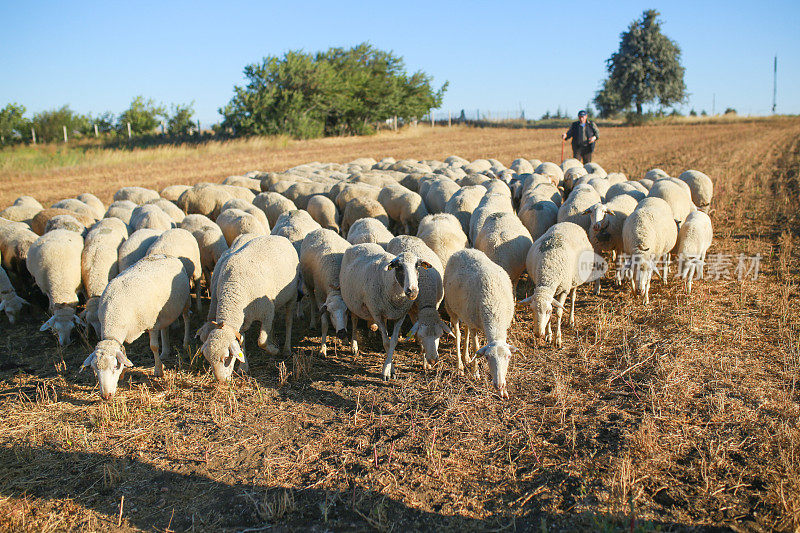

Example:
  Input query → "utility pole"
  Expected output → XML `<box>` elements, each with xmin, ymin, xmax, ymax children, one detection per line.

<box><xmin>772</xmin><ymin>55</ymin><xmax>778</xmax><ymax>113</ymax></box>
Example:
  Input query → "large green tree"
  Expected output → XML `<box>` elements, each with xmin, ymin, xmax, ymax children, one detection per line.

<box><xmin>0</xmin><ymin>103</ymin><xmax>27</xmax><ymax>144</ymax></box>
<box><xmin>595</xmin><ymin>9</ymin><xmax>686</xmax><ymax>116</ymax></box>
<box><xmin>117</xmin><ymin>96</ymin><xmax>166</xmax><ymax>135</ymax></box>
<box><xmin>220</xmin><ymin>43</ymin><xmax>447</xmax><ymax>138</ymax></box>
<box><xmin>31</xmin><ymin>105</ymin><xmax>92</xmax><ymax>142</ymax></box>
<box><xmin>167</xmin><ymin>102</ymin><xmax>196</xmax><ymax>135</ymax></box>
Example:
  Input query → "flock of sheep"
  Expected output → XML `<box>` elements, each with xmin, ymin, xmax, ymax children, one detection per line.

<box><xmin>0</xmin><ymin>155</ymin><xmax>714</xmax><ymax>399</ymax></box>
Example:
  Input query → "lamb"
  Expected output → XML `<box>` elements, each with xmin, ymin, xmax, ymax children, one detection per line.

<box><xmin>444</xmin><ymin>185</ymin><xmax>486</xmax><ymax>237</ymax></box>
<box><xmin>253</xmin><ymin>192</ymin><xmax>297</xmax><ymax>228</ymax></box>
<box><xmin>340</xmin><ymin>243</ymin><xmax>430</xmax><ymax>380</ymax></box>
<box><xmin>113</xmin><ymin>186</ymin><xmax>160</xmax><ymax>205</ymax></box>
<box><xmin>104</xmin><ymin>201</ymin><xmax>137</xmax><ymax>226</ymax></box>
<box><xmin>622</xmin><ymin>197</ymin><xmax>679</xmax><ymax>304</ymax></box>
<box><xmin>675</xmin><ymin>210</ymin><xmax>713</xmax><ymax>293</ymax></box>
<box><xmin>130</xmin><ymin>204</ymin><xmax>174</xmax><ymax>232</ymax></box>
<box><xmin>145</xmin><ymin>228</ymin><xmax>204</xmax><ymax>311</ymax></box>
<box><xmin>216</xmin><ymin>208</ymin><xmax>267</xmax><ymax>246</ymax></box>
<box><xmin>647</xmin><ymin>179</ymin><xmax>694</xmax><ymax>225</ymax></box>
<box><xmin>82</xmin><ymin>255</ymin><xmax>191</xmax><ymax>399</ymax></box>
<box><xmin>377</xmin><ymin>185</ymin><xmax>429</xmax><ymax>235</ymax></box>
<box><xmin>475</xmin><ymin>212</ymin><xmax>533</xmax><ymax>293</ymax></box>
<box><xmin>200</xmin><ymin>235</ymin><xmax>298</xmax><ymax>381</ymax></box>
<box><xmin>0</xmin><ymin>205</ymin><xmax>42</xmax><ymax>225</ymax></box>
<box><xmin>584</xmin><ymin>194</ymin><xmax>640</xmax><ymax>261</ymax></box>
<box><xmin>76</xmin><ymin>193</ymin><xmax>106</xmax><ymax>220</ymax></box>
<box><xmin>425</xmin><ymin>178</ymin><xmax>461</xmax><ymax>214</ymax></box>
<box><xmin>0</xmin><ymin>255</ymin><xmax>28</xmax><ymax>324</ymax></box>
<box><xmin>270</xmin><ymin>209</ymin><xmax>322</xmax><ymax>254</ymax></box>
<box><xmin>346</xmin><ymin>218</ymin><xmax>394</xmax><ymax>248</ymax></box>
<box><xmin>416</xmin><ymin>213</ymin><xmax>468</xmax><ymax>269</ymax></box>
<box><xmin>26</xmin><ymin>229</ymin><xmax>84</xmax><ymax>345</ymax></box>
<box><xmin>523</xmin><ymin>222</ymin><xmax>600</xmax><ymax>348</ymax></box>
<box><xmin>81</xmin><ymin>218</ymin><xmax>129</xmax><ymax>337</ymax></box>
<box><xmin>0</xmin><ymin>221</ymin><xmax>39</xmax><ymax>274</ymax></box>
<box><xmin>444</xmin><ymin>249</ymin><xmax>518</xmax><ymax>397</ymax></box>
<box><xmin>299</xmin><ymin>228</ymin><xmax>351</xmax><ymax>355</ymax></box>
<box><xmin>556</xmin><ymin>184</ymin><xmax>602</xmax><ymax>233</ymax></box>
<box><xmin>306</xmin><ymin>194</ymin><xmax>340</xmax><ymax>233</ymax></box>
<box><xmin>386</xmin><ymin>236</ymin><xmax>451</xmax><ymax>368</ymax></box>
<box><xmin>678</xmin><ymin>170</ymin><xmax>714</xmax><ymax>213</ymax></box>
<box><xmin>469</xmin><ymin>193</ymin><xmax>513</xmax><ymax>244</ymax></box>
<box><xmin>118</xmin><ymin>228</ymin><xmax>163</xmax><ymax>272</ymax></box>
<box><xmin>341</xmin><ymin>197</ymin><xmax>389</xmax><ymax>236</ymax></box>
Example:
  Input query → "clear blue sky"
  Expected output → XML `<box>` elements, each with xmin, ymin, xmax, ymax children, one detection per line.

<box><xmin>2</xmin><ymin>0</ymin><xmax>798</xmax><ymax>125</ymax></box>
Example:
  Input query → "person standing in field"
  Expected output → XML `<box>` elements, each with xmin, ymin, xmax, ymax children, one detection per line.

<box><xmin>562</xmin><ymin>110</ymin><xmax>599</xmax><ymax>163</ymax></box>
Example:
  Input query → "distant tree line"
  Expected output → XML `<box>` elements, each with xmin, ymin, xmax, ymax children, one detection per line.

<box><xmin>0</xmin><ymin>97</ymin><xmax>196</xmax><ymax>145</ymax></box>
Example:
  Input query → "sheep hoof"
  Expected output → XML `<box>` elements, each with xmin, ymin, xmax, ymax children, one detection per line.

<box><xmin>153</xmin><ymin>367</ymin><xmax>164</xmax><ymax>378</ymax></box>
<box><xmin>320</xmin><ymin>344</ymin><xmax>327</xmax><ymax>357</ymax></box>
<box><xmin>381</xmin><ymin>364</ymin><xmax>394</xmax><ymax>381</ymax></box>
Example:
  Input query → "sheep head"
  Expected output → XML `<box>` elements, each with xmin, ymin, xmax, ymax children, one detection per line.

<box><xmin>0</xmin><ymin>292</ymin><xmax>28</xmax><ymax>325</ymax></box>
<box><xmin>82</xmin><ymin>339</ymin><xmax>132</xmax><ymax>400</ymax></box>
<box><xmin>386</xmin><ymin>252</ymin><xmax>431</xmax><ymax>301</ymax></box>
<box><xmin>407</xmin><ymin>310</ymin><xmax>454</xmax><ymax>364</ymax></box>
<box><xmin>521</xmin><ymin>289</ymin><xmax>563</xmax><ymax>340</ymax></box>
<box><xmin>475</xmin><ymin>341</ymin><xmax>519</xmax><ymax>399</ymax></box>
<box><xmin>201</xmin><ymin>322</ymin><xmax>245</xmax><ymax>382</ymax></box>
<box><xmin>321</xmin><ymin>288</ymin><xmax>349</xmax><ymax>338</ymax></box>
<box><xmin>40</xmin><ymin>305</ymin><xmax>81</xmax><ymax>346</ymax></box>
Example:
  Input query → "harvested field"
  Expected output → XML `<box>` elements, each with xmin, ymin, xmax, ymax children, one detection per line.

<box><xmin>1</xmin><ymin>117</ymin><xmax>799</xmax><ymax>532</ymax></box>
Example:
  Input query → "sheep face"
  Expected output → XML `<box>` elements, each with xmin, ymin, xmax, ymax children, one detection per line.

<box><xmin>585</xmin><ymin>204</ymin><xmax>610</xmax><ymax>234</ymax></box>
<box><xmin>525</xmin><ymin>292</ymin><xmax>565</xmax><ymax>341</ymax></box>
<box><xmin>82</xmin><ymin>340</ymin><xmax>132</xmax><ymax>400</ymax></box>
<box><xmin>40</xmin><ymin>308</ymin><xmax>81</xmax><ymax>346</ymax></box>
<box><xmin>409</xmin><ymin>318</ymin><xmax>453</xmax><ymax>363</ymax></box>
<box><xmin>322</xmin><ymin>291</ymin><xmax>348</xmax><ymax>339</ymax></box>
<box><xmin>386</xmin><ymin>252</ymin><xmax>431</xmax><ymax>301</ymax></box>
<box><xmin>476</xmin><ymin>342</ymin><xmax>518</xmax><ymax>398</ymax></box>
<box><xmin>201</xmin><ymin>328</ymin><xmax>245</xmax><ymax>382</ymax></box>
<box><xmin>0</xmin><ymin>294</ymin><xmax>28</xmax><ymax>324</ymax></box>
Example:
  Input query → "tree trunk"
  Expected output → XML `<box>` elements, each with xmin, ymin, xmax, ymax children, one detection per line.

<box><xmin>636</xmin><ymin>101</ymin><xmax>643</xmax><ymax>115</ymax></box>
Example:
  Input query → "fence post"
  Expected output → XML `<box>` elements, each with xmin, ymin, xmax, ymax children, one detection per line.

<box><xmin>31</xmin><ymin>128</ymin><xmax>36</xmax><ymax>145</ymax></box>
<box><xmin>161</xmin><ymin>121</ymin><xmax>166</xmax><ymax>135</ymax></box>
<box><xmin>63</xmin><ymin>125</ymin><xmax>68</xmax><ymax>143</ymax></box>
<box><xmin>393</xmin><ymin>115</ymin><xmax>397</xmax><ymax>132</ymax></box>
<box><xmin>448</xmin><ymin>111</ymin><xmax>452</xmax><ymax>127</ymax></box>
<box><xmin>127</xmin><ymin>122</ymin><xmax>132</xmax><ymax>139</ymax></box>
<box><xmin>94</xmin><ymin>124</ymin><xmax>98</xmax><ymax>138</ymax></box>
<box><xmin>431</xmin><ymin>111</ymin><xmax>434</xmax><ymax>128</ymax></box>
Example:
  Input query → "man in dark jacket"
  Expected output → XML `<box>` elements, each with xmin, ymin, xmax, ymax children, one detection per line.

<box><xmin>562</xmin><ymin>110</ymin><xmax>598</xmax><ymax>163</ymax></box>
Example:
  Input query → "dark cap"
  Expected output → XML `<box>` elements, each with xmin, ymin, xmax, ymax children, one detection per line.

<box><xmin>578</xmin><ymin>110</ymin><xmax>587</xmax><ymax>117</ymax></box>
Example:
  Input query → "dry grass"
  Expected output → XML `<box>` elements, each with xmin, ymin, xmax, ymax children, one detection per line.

<box><xmin>1</xmin><ymin>118</ymin><xmax>799</xmax><ymax>532</ymax></box>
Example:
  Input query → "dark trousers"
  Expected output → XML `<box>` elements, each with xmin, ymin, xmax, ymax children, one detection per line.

<box><xmin>573</xmin><ymin>145</ymin><xmax>593</xmax><ymax>164</ymax></box>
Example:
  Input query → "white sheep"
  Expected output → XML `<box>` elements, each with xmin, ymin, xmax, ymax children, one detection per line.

<box><xmin>130</xmin><ymin>204</ymin><xmax>174</xmax><ymax>232</ymax></box>
<box><xmin>340</xmin><ymin>243</ymin><xmax>430</xmax><ymax>380</ymax></box>
<box><xmin>160</xmin><ymin>185</ymin><xmax>191</xmax><ymax>203</ymax></box>
<box><xmin>12</xmin><ymin>196</ymin><xmax>43</xmax><ymax>210</ymax></box>
<box><xmin>647</xmin><ymin>179</ymin><xmax>694</xmax><ymax>225</ymax></box>
<box><xmin>113</xmin><ymin>186</ymin><xmax>160</xmax><ymax>205</ymax></box>
<box><xmin>216</xmin><ymin>208</ymin><xmax>267</xmax><ymax>246</ymax></box>
<box><xmin>299</xmin><ymin>228</ymin><xmax>351</xmax><ymax>355</ymax></box>
<box><xmin>104</xmin><ymin>200</ymin><xmax>137</xmax><ymax>227</ymax></box>
<box><xmin>271</xmin><ymin>209</ymin><xmax>322</xmax><ymax>254</ymax></box>
<box><xmin>622</xmin><ymin>197</ymin><xmax>679</xmax><ymax>304</ymax></box>
<box><xmin>332</xmin><ymin>183</ymin><xmax>382</xmax><ymax>212</ymax></box>
<box><xmin>416</xmin><ymin>213</ymin><xmax>468</xmax><ymax>269</ymax></box>
<box><xmin>534</xmin><ymin>162</ymin><xmax>564</xmax><ymax>186</ymax></box>
<box><xmin>386</xmin><ymin>235</ymin><xmax>452</xmax><ymax>368</ymax></box>
<box><xmin>523</xmin><ymin>222</ymin><xmax>600</xmax><ymax>348</ymax></box>
<box><xmin>605</xmin><ymin>182</ymin><xmax>647</xmax><ymax>202</ymax></box>
<box><xmin>82</xmin><ymin>254</ymin><xmax>191</xmax><ymax>399</ymax></box>
<box><xmin>518</xmin><ymin>196</ymin><xmax>559</xmax><ymax>242</ymax></box>
<box><xmin>678</xmin><ymin>170</ymin><xmax>714</xmax><ymax>213</ymax></box>
<box><xmin>145</xmin><ymin>228</ymin><xmax>203</xmax><ymax>311</ymax></box>
<box><xmin>444</xmin><ymin>185</ymin><xmax>486</xmax><ymax>238</ymax></box>
<box><xmin>32</xmin><ymin>208</ymin><xmax>94</xmax><ymax>235</ymax></box>
<box><xmin>584</xmin><ymin>162</ymin><xmax>606</xmax><ymax>177</ymax></box>
<box><xmin>118</xmin><ymin>228</ymin><xmax>163</xmax><ymax>272</ymax></box>
<box><xmin>341</xmin><ymin>198</ymin><xmax>390</xmax><ymax>237</ymax></box>
<box><xmin>475</xmin><ymin>212</ymin><xmax>533</xmax><ymax>294</ymax></box>
<box><xmin>253</xmin><ymin>192</ymin><xmax>297</xmax><ymax>228</ymax></box>
<box><xmin>511</xmin><ymin>158</ymin><xmax>535</xmax><ymax>174</ymax></box>
<box><xmin>44</xmin><ymin>214</ymin><xmax>86</xmax><ymax>235</ymax></box>
<box><xmin>0</xmin><ymin>204</ymin><xmax>42</xmax><ymax>225</ymax></box>
<box><xmin>469</xmin><ymin>193</ymin><xmax>514</xmax><ymax>245</ymax></box>
<box><xmin>0</xmin><ymin>220</ymin><xmax>39</xmax><ymax>275</ymax></box>
<box><xmin>76</xmin><ymin>193</ymin><xmax>106</xmax><ymax>220</ymax></box>
<box><xmin>26</xmin><ymin>229</ymin><xmax>84</xmax><ymax>345</ymax></box>
<box><xmin>200</xmin><ymin>235</ymin><xmax>298</xmax><ymax>381</ymax></box>
<box><xmin>377</xmin><ymin>185</ymin><xmax>429</xmax><ymax>235</ymax></box>
<box><xmin>81</xmin><ymin>218</ymin><xmax>129</xmax><ymax>337</ymax></box>
<box><xmin>644</xmin><ymin>169</ymin><xmax>670</xmax><ymax>181</ymax></box>
<box><xmin>675</xmin><ymin>210</ymin><xmax>713</xmax><ymax>293</ymax></box>
<box><xmin>556</xmin><ymin>184</ymin><xmax>602</xmax><ymax>233</ymax></box>
<box><xmin>147</xmin><ymin>198</ymin><xmax>186</xmax><ymax>225</ymax></box>
<box><xmin>561</xmin><ymin>158</ymin><xmax>582</xmax><ymax>172</ymax></box>
<box><xmin>425</xmin><ymin>178</ymin><xmax>461</xmax><ymax>214</ymax></box>
<box><xmin>178</xmin><ymin>184</ymin><xmax>233</xmax><ymax>219</ymax></box>
<box><xmin>51</xmin><ymin>198</ymin><xmax>99</xmax><ymax>221</ymax></box>
<box><xmin>444</xmin><ymin>249</ymin><xmax>518</xmax><ymax>397</ymax></box>
<box><xmin>0</xmin><ymin>253</ymin><xmax>28</xmax><ymax>324</ymax></box>
<box><xmin>346</xmin><ymin>218</ymin><xmax>394</xmax><ymax>248</ymax></box>
<box><xmin>180</xmin><ymin>215</ymin><xmax>228</xmax><ymax>292</ymax></box>
<box><xmin>306</xmin><ymin>195</ymin><xmax>340</xmax><ymax>233</ymax></box>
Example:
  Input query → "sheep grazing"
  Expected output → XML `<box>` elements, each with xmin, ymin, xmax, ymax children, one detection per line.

<box><xmin>81</xmin><ymin>218</ymin><xmax>129</xmax><ymax>337</ymax></box>
<box><xmin>340</xmin><ymin>243</ymin><xmax>431</xmax><ymax>380</ymax></box>
<box><xmin>647</xmin><ymin>179</ymin><xmax>694</xmax><ymax>226</ymax></box>
<box><xmin>82</xmin><ymin>254</ymin><xmax>192</xmax><ymax>399</ymax></box>
<box><xmin>469</xmin><ymin>193</ymin><xmax>514</xmax><ymax>245</ymax></box>
<box><xmin>605</xmin><ymin>182</ymin><xmax>647</xmax><ymax>202</ymax></box>
<box><xmin>341</xmin><ymin>198</ymin><xmax>389</xmax><ymax>237</ymax></box>
<box><xmin>299</xmin><ymin>229</ymin><xmax>351</xmax><ymax>355</ymax></box>
<box><xmin>44</xmin><ymin>214</ymin><xmax>86</xmax><ymax>235</ymax></box>
<box><xmin>200</xmin><ymin>235</ymin><xmax>298</xmax><ymax>382</ymax></box>
<box><xmin>130</xmin><ymin>204</ymin><xmax>174</xmax><ymax>232</ymax></box>
<box><xmin>424</xmin><ymin>178</ymin><xmax>461</xmax><ymax>214</ymax></box>
<box><xmin>475</xmin><ymin>212</ymin><xmax>533</xmax><ymax>294</ymax></box>
<box><xmin>584</xmin><ymin>194</ymin><xmax>640</xmax><ymax>260</ymax></box>
<box><xmin>145</xmin><ymin>228</ymin><xmax>204</xmax><ymax>311</ymax></box>
<box><xmin>675</xmin><ymin>210</ymin><xmax>713</xmax><ymax>293</ymax></box>
<box><xmin>386</xmin><ymin>236</ymin><xmax>451</xmax><ymax>368</ymax></box>
<box><xmin>104</xmin><ymin>200</ymin><xmax>137</xmax><ymax>226</ymax></box>
<box><xmin>523</xmin><ymin>222</ymin><xmax>600</xmax><ymax>348</ymax></box>
<box><xmin>114</xmin><ymin>186</ymin><xmax>161</xmax><ymax>205</ymax></box>
<box><xmin>444</xmin><ymin>249</ymin><xmax>518</xmax><ymax>397</ymax></box>
<box><xmin>0</xmin><ymin>220</ymin><xmax>39</xmax><ymax>275</ymax></box>
<box><xmin>178</xmin><ymin>184</ymin><xmax>233</xmax><ymax>219</ymax></box>
<box><xmin>180</xmin><ymin>215</ymin><xmax>228</xmax><ymax>291</ymax></box>
<box><xmin>118</xmin><ymin>228</ymin><xmax>163</xmax><ymax>272</ymax></box>
<box><xmin>26</xmin><ymin>229</ymin><xmax>84</xmax><ymax>345</ymax></box>
<box><xmin>678</xmin><ymin>170</ymin><xmax>714</xmax><ymax>213</ymax></box>
<box><xmin>0</xmin><ymin>204</ymin><xmax>42</xmax><ymax>226</ymax></box>
<box><xmin>534</xmin><ymin>162</ymin><xmax>564</xmax><ymax>186</ymax></box>
<box><xmin>557</xmin><ymin>184</ymin><xmax>602</xmax><ymax>233</ymax></box>
<box><xmin>51</xmin><ymin>198</ymin><xmax>98</xmax><ymax>222</ymax></box>
<box><xmin>75</xmin><ymin>193</ymin><xmax>105</xmax><ymax>220</ymax></box>
<box><xmin>622</xmin><ymin>197</ymin><xmax>679</xmax><ymax>304</ymax></box>
<box><xmin>271</xmin><ymin>210</ymin><xmax>322</xmax><ymax>254</ymax></box>
<box><xmin>416</xmin><ymin>213</ymin><xmax>468</xmax><ymax>269</ymax></box>
<box><xmin>31</xmin><ymin>208</ymin><xmax>94</xmax><ymax>235</ymax></box>
<box><xmin>147</xmin><ymin>198</ymin><xmax>186</xmax><ymax>225</ymax></box>
<box><xmin>346</xmin><ymin>218</ymin><xmax>394</xmax><ymax>248</ymax></box>
<box><xmin>216</xmin><ymin>208</ymin><xmax>267</xmax><ymax>246</ymax></box>
<box><xmin>306</xmin><ymin>195</ymin><xmax>340</xmax><ymax>233</ymax></box>
<box><xmin>160</xmin><ymin>185</ymin><xmax>191</xmax><ymax>203</ymax></box>
<box><xmin>0</xmin><ymin>256</ymin><xmax>28</xmax><ymax>324</ymax></box>
<box><xmin>332</xmin><ymin>183</ymin><xmax>381</xmax><ymax>212</ymax></box>
<box><xmin>512</xmin><ymin>158</ymin><xmax>536</xmax><ymax>174</ymax></box>
<box><xmin>253</xmin><ymin>192</ymin><xmax>296</xmax><ymax>228</ymax></box>
<box><xmin>377</xmin><ymin>185</ymin><xmax>429</xmax><ymax>235</ymax></box>
<box><xmin>444</xmin><ymin>185</ymin><xmax>485</xmax><ymax>237</ymax></box>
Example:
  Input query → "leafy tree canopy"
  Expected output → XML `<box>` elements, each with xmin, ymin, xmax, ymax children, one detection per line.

<box><xmin>117</xmin><ymin>96</ymin><xmax>166</xmax><ymax>135</ymax></box>
<box><xmin>31</xmin><ymin>105</ymin><xmax>91</xmax><ymax>142</ymax></box>
<box><xmin>168</xmin><ymin>102</ymin><xmax>196</xmax><ymax>135</ymax></box>
<box><xmin>0</xmin><ymin>103</ymin><xmax>27</xmax><ymax>143</ymax></box>
<box><xmin>594</xmin><ymin>9</ymin><xmax>686</xmax><ymax>117</ymax></box>
<box><xmin>220</xmin><ymin>43</ymin><xmax>447</xmax><ymax>138</ymax></box>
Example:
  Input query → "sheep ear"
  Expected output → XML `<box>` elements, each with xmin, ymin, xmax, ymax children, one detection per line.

<box><xmin>519</xmin><ymin>295</ymin><xmax>533</xmax><ymax>304</ymax></box>
<box><xmin>551</xmin><ymin>298</ymin><xmax>564</xmax><ymax>310</ymax></box>
<box><xmin>80</xmin><ymin>352</ymin><xmax>96</xmax><ymax>372</ymax></box>
<box><xmin>508</xmin><ymin>344</ymin><xmax>521</xmax><ymax>354</ymax></box>
<box><xmin>74</xmin><ymin>314</ymin><xmax>86</xmax><ymax>327</ymax></box>
<box><xmin>385</xmin><ymin>258</ymin><xmax>398</xmax><ymax>271</ymax></box>
<box><xmin>0</xmin><ymin>301</ymin><xmax>5</xmax><ymax>312</ymax></box>
<box><xmin>320</xmin><ymin>304</ymin><xmax>328</xmax><ymax>313</ymax></box>
<box><xmin>440</xmin><ymin>320</ymin><xmax>455</xmax><ymax>338</ymax></box>
<box><xmin>229</xmin><ymin>340</ymin><xmax>245</xmax><ymax>363</ymax></box>
<box><xmin>40</xmin><ymin>316</ymin><xmax>55</xmax><ymax>332</ymax></box>
<box><xmin>417</xmin><ymin>260</ymin><xmax>431</xmax><ymax>270</ymax></box>
<box><xmin>407</xmin><ymin>321</ymin><xmax>420</xmax><ymax>338</ymax></box>
<box><xmin>476</xmin><ymin>345</ymin><xmax>489</xmax><ymax>357</ymax></box>
<box><xmin>116</xmin><ymin>350</ymin><xmax>133</xmax><ymax>368</ymax></box>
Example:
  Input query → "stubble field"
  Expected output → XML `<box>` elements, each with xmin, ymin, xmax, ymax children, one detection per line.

<box><xmin>1</xmin><ymin>118</ymin><xmax>799</xmax><ymax>532</ymax></box>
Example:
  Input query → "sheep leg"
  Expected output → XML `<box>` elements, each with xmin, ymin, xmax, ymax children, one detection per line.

<box><xmin>351</xmin><ymin>314</ymin><xmax>359</xmax><ymax>356</ymax></box>
<box><xmin>593</xmin><ymin>279</ymin><xmax>600</xmax><ymax>295</ymax></box>
<box><xmin>465</xmin><ymin>326</ymin><xmax>472</xmax><ymax>368</ymax></box>
<box><xmin>282</xmin><ymin>298</ymin><xmax>295</xmax><ymax>356</ymax></box>
<box><xmin>149</xmin><ymin>329</ymin><xmax>163</xmax><ymax>377</ymax></box>
<box><xmin>195</xmin><ymin>281</ymin><xmax>202</xmax><ymax>313</ymax></box>
<box><xmin>569</xmin><ymin>287</ymin><xmax>577</xmax><ymax>328</ymax></box>
<box><xmin>554</xmin><ymin>292</ymin><xmax>568</xmax><ymax>348</ymax></box>
<box><xmin>381</xmin><ymin>318</ymin><xmax>404</xmax><ymax>381</ymax></box>
<box><xmin>320</xmin><ymin>311</ymin><xmax>329</xmax><ymax>356</ymax></box>
<box><xmin>257</xmin><ymin>303</ymin><xmax>279</xmax><ymax>355</ymax></box>
<box><xmin>160</xmin><ymin>328</ymin><xmax>171</xmax><ymax>360</ymax></box>
<box><xmin>454</xmin><ymin>320</ymin><xmax>463</xmax><ymax>376</ymax></box>
<box><xmin>182</xmin><ymin>308</ymin><xmax>191</xmax><ymax>348</ymax></box>
<box><xmin>471</xmin><ymin>330</ymin><xmax>480</xmax><ymax>379</ymax></box>
<box><xmin>545</xmin><ymin>322</ymin><xmax>552</xmax><ymax>344</ymax></box>
<box><xmin>686</xmin><ymin>263</ymin><xmax>695</xmax><ymax>294</ymax></box>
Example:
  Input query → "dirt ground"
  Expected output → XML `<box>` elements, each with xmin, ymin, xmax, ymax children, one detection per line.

<box><xmin>1</xmin><ymin>118</ymin><xmax>799</xmax><ymax>532</ymax></box>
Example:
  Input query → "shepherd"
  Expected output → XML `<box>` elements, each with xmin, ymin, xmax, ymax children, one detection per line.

<box><xmin>562</xmin><ymin>110</ymin><xmax>598</xmax><ymax>164</ymax></box>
